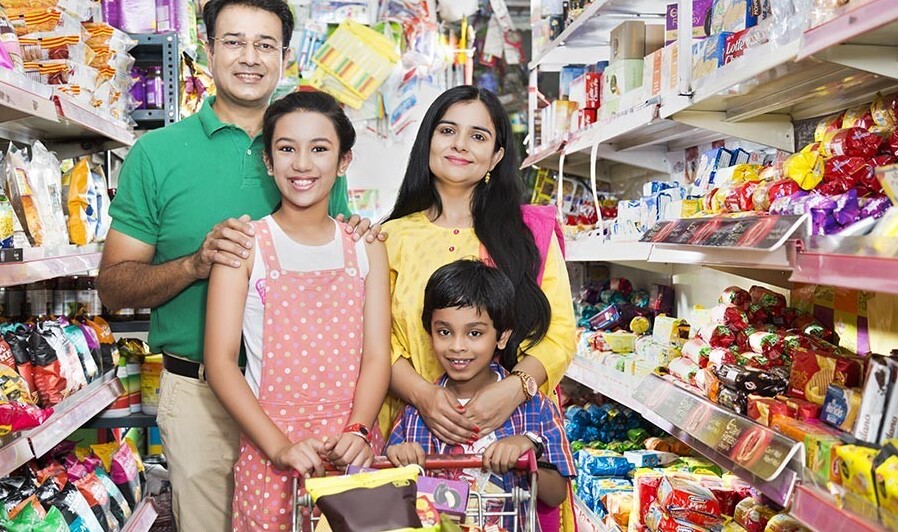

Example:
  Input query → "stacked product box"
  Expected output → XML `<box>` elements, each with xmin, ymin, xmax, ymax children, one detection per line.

<box><xmin>601</xmin><ymin>20</ymin><xmax>664</xmax><ymax>119</ymax></box>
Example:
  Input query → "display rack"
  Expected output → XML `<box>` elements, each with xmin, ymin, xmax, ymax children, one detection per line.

<box><xmin>108</xmin><ymin>320</ymin><xmax>152</xmax><ymax>333</ymax></box>
<box><xmin>633</xmin><ymin>375</ymin><xmax>804</xmax><ymax>507</ymax></box>
<box><xmin>85</xmin><ymin>412</ymin><xmax>158</xmax><ymax>429</ymax></box>
<box><xmin>0</xmin><ymin>375</ymin><xmax>124</xmax><ymax>477</ymax></box>
<box><xmin>0</xmin><ymin>244</ymin><xmax>102</xmax><ymax>288</ymax></box>
<box><xmin>564</xmin><ymin>355</ymin><xmax>645</xmax><ymax>414</ymax></box>
<box><xmin>122</xmin><ymin>498</ymin><xmax>159</xmax><ymax>532</ymax></box>
<box><xmin>790</xmin><ymin>484</ymin><xmax>887</xmax><ymax>532</ymax></box>
<box><xmin>130</xmin><ymin>33</ymin><xmax>180</xmax><ymax>128</ymax></box>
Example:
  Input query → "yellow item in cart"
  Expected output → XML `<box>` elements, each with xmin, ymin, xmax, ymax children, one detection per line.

<box><xmin>835</xmin><ymin>445</ymin><xmax>879</xmax><ymax>506</ymax></box>
<box><xmin>784</xmin><ymin>145</ymin><xmax>824</xmax><ymax>191</ymax></box>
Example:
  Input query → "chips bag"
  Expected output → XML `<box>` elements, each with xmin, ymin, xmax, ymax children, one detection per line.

<box><xmin>61</xmin><ymin>159</ymin><xmax>96</xmax><ymax>245</ymax></box>
<box><xmin>3</xmin><ymin>143</ymin><xmax>45</xmax><ymax>246</ymax></box>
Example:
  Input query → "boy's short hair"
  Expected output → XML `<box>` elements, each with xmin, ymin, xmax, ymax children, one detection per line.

<box><xmin>422</xmin><ymin>259</ymin><xmax>515</xmax><ymax>336</ymax></box>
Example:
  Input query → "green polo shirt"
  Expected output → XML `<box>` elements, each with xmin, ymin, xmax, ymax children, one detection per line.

<box><xmin>109</xmin><ymin>96</ymin><xmax>352</xmax><ymax>362</ymax></box>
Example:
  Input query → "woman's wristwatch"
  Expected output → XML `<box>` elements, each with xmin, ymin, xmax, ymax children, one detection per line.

<box><xmin>343</xmin><ymin>423</ymin><xmax>372</xmax><ymax>444</ymax></box>
<box><xmin>511</xmin><ymin>370</ymin><xmax>538</xmax><ymax>401</ymax></box>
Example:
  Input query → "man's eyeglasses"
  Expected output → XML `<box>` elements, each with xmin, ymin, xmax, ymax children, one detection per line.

<box><xmin>210</xmin><ymin>37</ymin><xmax>287</xmax><ymax>54</ymax></box>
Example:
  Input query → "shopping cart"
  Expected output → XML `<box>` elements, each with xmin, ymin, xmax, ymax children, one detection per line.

<box><xmin>291</xmin><ymin>452</ymin><xmax>539</xmax><ymax>532</ymax></box>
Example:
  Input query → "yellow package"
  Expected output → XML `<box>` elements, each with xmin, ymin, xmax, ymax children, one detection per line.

<box><xmin>0</xmin><ymin>194</ymin><xmax>13</xmax><ymax>247</ymax></box>
<box><xmin>835</xmin><ymin>445</ymin><xmax>878</xmax><ymax>506</ymax></box>
<box><xmin>0</xmin><ymin>365</ymin><xmax>34</xmax><ymax>404</ymax></box>
<box><xmin>875</xmin><ymin>454</ymin><xmax>898</xmax><ymax>525</ymax></box>
<box><xmin>815</xmin><ymin>112</ymin><xmax>844</xmax><ymax>143</ymax></box>
<box><xmin>90</xmin><ymin>441</ymin><xmax>118</xmax><ymax>472</ymax></box>
<box><xmin>305</xmin><ymin>465</ymin><xmax>420</xmax><ymax>501</ymax></box>
<box><xmin>784</xmin><ymin>145</ymin><xmax>824</xmax><ymax>191</ymax></box>
<box><xmin>62</xmin><ymin>158</ymin><xmax>95</xmax><ymax>245</ymax></box>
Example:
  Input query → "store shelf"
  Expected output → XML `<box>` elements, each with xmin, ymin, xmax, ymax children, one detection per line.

<box><xmin>0</xmin><ymin>244</ymin><xmax>102</xmax><ymax>288</ymax></box>
<box><xmin>23</xmin><ymin>376</ymin><xmax>124</xmax><ymax>458</ymax></box>
<box><xmin>521</xmin><ymin>138</ymin><xmax>565</xmax><ymax>169</ymax></box>
<box><xmin>529</xmin><ymin>0</ymin><xmax>668</xmax><ymax>69</ymax></box>
<box><xmin>85</xmin><ymin>412</ymin><xmax>157</xmax><ymax>429</ymax></box>
<box><xmin>632</xmin><ymin>374</ymin><xmax>804</xmax><ymax>507</ymax></box>
<box><xmin>566</xmin><ymin>238</ymin><xmax>653</xmax><ymax>263</ymax></box>
<box><xmin>790</xmin><ymin>235</ymin><xmax>898</xmax><ymax>294</ymax></box>
<box><xmin>108</xmin><ymin>320</ymin><xmax>152</xmax><ymax>333</ymax></box>
<box><xmin>564</xmin><ymin>355</ymin><xmax>646</xmax><ymax>414</ymax></box>
<box><xmin>790</xmin><ymin>484</ymin><xmax>887</xmax><ymax>532</ymax></box>
<box><xmin>0</xmin><ymin>434</ymin><xmax>35</xmax><ymax>477</ymax></box>
<box><xmin>574</xmin><ymin>495</ymin><xmax>614</xmax><ymax>532</ymax></box>
<box><xmin>122</xmin><ymin>498</ymin><xmax>159</xmax><ymax>532</ymax></box>
<box><xmin>798</xmin><ymin>0</ymin><xmax>898</xmax><ymax>60</ymax></box>
<box><xmin>53</xmin><ymin>95</ymin><xmax>135</xmax><ymax>146</ymax></box>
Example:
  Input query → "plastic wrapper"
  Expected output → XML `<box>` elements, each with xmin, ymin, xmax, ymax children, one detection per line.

<box><xmin>842</xmin><ymin>104</ymin><xmax>875</xmax><ymax>130</ymax></box>
<box><xmin>63</xmin><ymin>324</ymin><xmax>97</xmax><ymax>382</ymax></box>
<box><xmin>822</xmin><ymin>127</ymin><xmax>884</xmax><ymax>158</ymax></box>
<box><xmin>769</xmin><ymin>191</ymin><xmax>809</xmax><ymax>215</ymax></box>
<box><xmin>601</xmin><ymin>491</ymin><xmax>632</xmax><ymax>528</ymax></box>
<box><xmin>39</xmin><ymin>321</ymin><xmax>87</xmax><ymax>391</ymax></box>
<box><xmin>0</xmin><ymin>363</ymin><xmax>32</xmax><ymax>403</ymax></box>
<box><xmin>733</xmin><ymin>498</ymin><xmax>776</xmax><ymax>532</ymax></box>
<box><xmin>715</xmin><ymin>364</ymin><xmax>788</xmax><ymax>397</ymax></box>
<box><xmin>711</xmin><ymin>304</ymin><xmax>751</xmax><ymax>331</ymax></box>
<box><xmin>748</xmin><ymin>331</ymin><xmax>783</xmax><ymax>356</ymax></box>
<box><xmin>61</xmin><ymin>159</ymin><xmax>97</xmax><ymax>245</ymax></box>
<box><xmin>763</xmin><ymin>514</ymin><xmax>808</xmax><ymax>532</ymax></box>
<box><xmin>823</xmin><ymin>156</ymin><xmax>874</xmax><ymax>189</ymax></box>
<box><xmin>576</xmin><ymin>448</ymin><xmax>633</xmax><ymax>476</ymax></box>
<box><xmin>751</xmin><ymin>180</ymin><xmax>773</xmax><ymax>212</ymax></box>
<box><xmin>696</xmin><ymin>367</ymin><xmax>721</xmax><ymax>402</ymax></box>
<box><xmin>709</xmin><ymin>347</ymin><xmax>738</xmax><ymax>367</ymax></box>
<box><xmin>28</xmin><ymin>141</ymin><xmax>69</xmax><ymax>248</ymax></box>
<box><xmin>683</xmin><ymin>338</ymin><xmax>712</xmax><ymax>368</ymax></box>
<box><xmin>630</xmin><ymin>290</ymin><xmax>650</xmax><ymax>309</ymax></box>
<box><xmin>669</xmin><ymin>357</ymin><xmax>700</xmax><ymax>385</ymax></box>
<box><xmin>657</xmin><ymin>475</ymin><xmax>723</xmax><ymax>526</ymax></box>
<box><xmin>815</xmin><ymin>112</ymin><xmax>844</xmax><ymax>142</ymax></box>
<box><xmin>51</xmin><ymin>481</ymin><xmax>105</xmax><ymax>532</ymax></box>
<box><xmin>833</xmin><ymin>188</ymin><xmax>860</xmax><ymax>226</ymax></box>
<box><xmin>717</xmin><ymin>386</ymin><xmax>748</xmax><ymax>414</ymax></box>
<box><xmin>720</xmin><ymin>286</ymin><xmax>751</xmax><ymax>311</ymax></box>
<box><xmin>722</xmin><ymin>181</ymin><xmax>758</xmax><ymax>212</ymax></box>
<box><xmin>784</xmin><ymin>146</ymin><xmax>824</xmax><ymax>190</ymax></box>
<box><xmin>0</xmin><ymin>400</ymin><xmax>52</xmax><ymax>435</ymax></box>
<box><xmin>872</xmin><ymin>92</ymin><xmax>898</xmax><ymax>128</ymax></box>
<box><xmin>3</xmin><ymin>143</ymin><xmax>45</xmax><ymax>246</ymax></box>
<box><xmin>7</xmin><ymin>7</ymin><xmax>62</xmax><ymax>36</ymax></box>
<box><xmin>24</xmin><ymin>59</ymin><xmax>97</xmax><ymax>86</ymax></box>
<box><xmin>746</xmin><ymin>396</ymin><xmax>788</xmax><ymax>427</ymax></box>
<box><xmin>74</xmin><ymin>471</ymin><xmax>119</xmax><ymax>530</ymax></box>
<box><xmin>767</xmin><ymin>178</ymin><xmax>803</xmax><ymax>204</ymax></box>
<box><xmin>4</xmin><ymin>330</ymin><xmax>35</xmax><ymax>395</ymax></box>
<box><xmin>698</xmin><ymin>323</ymin><xmax>737</xmax><ymax>348</ymax></box>
<box><xmin>29</xmin><ymin>328</ymin><xmax>66</xmax><ymax>407</ymax></box>
<box><xmin>0</xmin><ymin>7</ymin><xmax>25</xmax><ymax>73</ymax></box>
<box><xmin>749</xmin><ymin>286</ymin><xmax>786</xmax><ymax>313</ymax></box>
<box><xmin>777</xmin><ymin>395</ymin><xmax>820</xmax><ymax>420</ymax></box>
<box><xmin>860</xmin><ymin>195</ymin><xmax>891</xmax><ymax>220</ymax></box>
<box><xmin>2</xmin><ymin>501</ymin><xmax>69</xmax><ymax>530</ymax></box>
<box><xmin>633</xmin><ymin>472</ymin><xmax>663</xmax><ymax>527</ymax></box>
<box><xmin>19</xmin><ymin>34</ymin><xmax>89</xmax><ymax>63</ymax></box>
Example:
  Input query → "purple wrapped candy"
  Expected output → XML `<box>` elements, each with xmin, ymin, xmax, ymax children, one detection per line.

<box><xmin>860</xmin><ymin>195</ymin><xmax>892</xmax><ymax>220</ymax></box>
<box><xmin>806</xmin><ymin>193</ymin><xmax>837</xmax><ymax>210</ymax></box>
<box><xmin>811</xmin><ymin>208</ymin><xmax>840</xmax><ymax>235</ymax></box>
<box><xmin>769</xmin><ymin>191</ymin><xmax>810</xmax><ymax>215</ymax></box>
<box><xmin>833</xmin><ymin>188</ymin><xmax>860</xmax><ymax>226</ymax></box>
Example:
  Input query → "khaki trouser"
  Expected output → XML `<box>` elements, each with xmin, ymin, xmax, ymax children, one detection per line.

<box><xmin>157</xmin><ymin>368</ymin><xmax>240</xmax><ymax>532</ymax></box>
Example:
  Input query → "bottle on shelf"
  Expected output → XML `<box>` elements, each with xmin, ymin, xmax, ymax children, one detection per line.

<box><xmin>145</xmin><ymin>66</ymin><xmax>164</xmax><ymax>110</ymax></box>
<box><xmin>26</xmin><ymin>280</ymin><xmax>53</xmax><ymax>318</ymax></box>
<box><xmin>127</xmin><ymin>355</ymin><xmax>142</xmax><ymax>413</ymax></box>
<box><xmin>135</xmin><ymin>307</ymin><xmax>151</xmax><ymax>320</ymax></box>
<box><xmin>52</xmin><ymin>277</ymin><xmax>70</xmax><ymax>317</ymax></box>
<box><xmin>107</xmin><ymin>304</ymin><xmax>135</xmax><ymax>321</ymax></box>
<box><xmin>77</xmin><ymin>276</ymin><xmax>104</xmax><ymax>317</ymax></box>
<box><xmin>5</xmin><ymin>284</ymin><xmax>24</xmax><ymax>321</ymax></box>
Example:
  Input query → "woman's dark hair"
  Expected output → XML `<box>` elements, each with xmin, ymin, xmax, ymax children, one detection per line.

<box><xmin>422</xmin><ymin>260</ymin><xmax>516</xmax><ymax>368</ymax></box>
<box><xmin>387</xmin><ymin>85</ymin><xmax>551</xmax><ymax>361</ymax></box>
<box><xmin>262</xmin><ymin>90</ymin><xmax>356</xmax><ymax>162</ymax></box>
<box><xmin>203</xmin><ymin>0</ymin><xmax>294</xmax><ymax>53</ymax></box>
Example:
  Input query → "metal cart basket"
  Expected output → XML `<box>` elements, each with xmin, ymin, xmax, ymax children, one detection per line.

<box><xmin>292</xmin><ymin>453</ymin><xmax>539</xmax><ymax>532</ymax></box>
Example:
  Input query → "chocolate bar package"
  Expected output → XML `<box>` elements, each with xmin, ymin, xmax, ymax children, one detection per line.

<box><xmin>820</xmin><ymin>384</ymin><xmax>862</xmax><ymax>432</ymax></box>
<box><xmin>714</xmin><ymin>364</ymin><xmax>788</xmax><ymax>396</ymax></box>
<box><xmin>853</xmin><ymin>356</ymin><xmax>893</xmax><ymax>444</ymax></box>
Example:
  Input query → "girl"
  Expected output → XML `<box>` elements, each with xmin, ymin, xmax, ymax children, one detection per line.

<box><xmin>204</xmin><ymin>91</ymin><xmax>391</xmax><ymax>531</ymax></box>
<box><xmin>381</xmin><ymin>86</ymin><xmax>576</xmax><ymax>531</ymax></box>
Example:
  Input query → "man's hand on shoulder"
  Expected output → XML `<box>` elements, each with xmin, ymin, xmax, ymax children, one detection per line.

<box><xmin>188</xmin><ymin>214</ymin><xmax>256</xmax><ymax>279</ymax></box>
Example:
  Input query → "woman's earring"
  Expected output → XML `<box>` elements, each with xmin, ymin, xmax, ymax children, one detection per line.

<box><xmin>484</xmin><ymin>171</ymin><xmax>491</xmax><ymax>184</ymax></box>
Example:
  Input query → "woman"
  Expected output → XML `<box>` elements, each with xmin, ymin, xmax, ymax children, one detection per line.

<box><xmin>381</xmin><ymin>86</ymin><xmax>576</xmax><ymax>530</ymax></box>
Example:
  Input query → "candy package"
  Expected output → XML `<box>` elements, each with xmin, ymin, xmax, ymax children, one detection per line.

<box><xmin>719</xmin><ymin>286</ymin><xmax>751</xmax><ymax>311</ymax></box>
<box><xmin>669</xmin><ymin>357</ymin><xmax>700</xmax><ymax>386</ymax></box>
<box><xmin>657</xmin><ymin>475</ymin><xmax>723</xmax><ymax>526</ymax></box>
<box><xmin>715</xmin><ymin>364</ymin><xmax>788</xmax><ymax>397</ymax></box>
<box><xmin>784</xmin><ymin>146</ymin><xmax>824</xmax><ymax>190</ymax></box>
<box><xmin>3</xmin><ymin>143</ymin><xmax>45</xmax><ymax>246</ymax></box>
<box><xmin>576</xmin><ymin>449</ymin><xmax>633</xmax><ymax>476</ymax></box>
<box><xmin>835</xmin><ymin>445</ymin><xmax>879</xmax><ymax>506</ymax></box>
<box><xmin>747</xmin><ymin>331</ymin><xmax>783</xmax><ymax>356</ymax></box>
<box><xmin>815</xmin><ymin>112</ymin><xmax>844</xmax><ymax>142</ymax></box>
<box><xmin>733</xmin><ymin>497</ymin><xmax>776</xmax><ymax>532</ymax></box>
<box><xmin>822</xmin><ymin>128</ymin><xmax>883</xmax><ymax>158</ymax></box>
<box><xmin>748</xmin><ymin>286</ymin><xmax>786</xmax><ymax>313</ymax></box>
<box><xmin>746</xmin><ymin>396</ymin><xmax>788</xmax><ymax>427</ymax></box>
<box><xmin>698</xmin><ymin>324</ymin><xmax>737</xmax><ymax>348</ymax></box>
<box><xmin>632</xmin><ymin>471</ymin><xmax>663</xmax><ymax>527</ymax></box>
<box><xmin>711</xmin><ymin>304</ymin><xmax>750</xmax><ymax>331</ymax></box>
<box><xmin>841</xmin><ymin>104</ymin><xmax>875</xmax><ymax>130</ymax></box>
<box><xmin>682</xmin><ymin>338</ymin><xmax>712</xmax><ymax>368</ymax></box>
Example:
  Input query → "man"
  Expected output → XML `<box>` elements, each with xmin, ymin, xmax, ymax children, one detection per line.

<box><xmin>97</xmin><ymin>1</ymin><xmax>378</xmax><ymax>529</ymax></box>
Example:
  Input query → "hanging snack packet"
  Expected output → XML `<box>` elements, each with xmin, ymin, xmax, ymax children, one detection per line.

<box><xmin>3</xmin><ymin>143</ymin><xmax>45</xmax><ymax>246</ymax></box>
<box><xmin>4</xmin><ymin>329</ymin><xmax>36</xmax><ymax>395</ymax></box>
<box><xmin>61</xmin><ymin>159</ymin><xmax>97</xmax><ymax>245</ymax></box>
<box><xmin>63</xmin><ymin>324</ymin><xmax>98</xmax><ymax>383</ymax></box>
<box><xmin>28</xmin><ymin>142</ymin><xmax>69</xmax><ymax>248</ymax></box>
<box><xmin>39</xmin><ymin>321</ymin><xmax>87</xmax><ymax>391</ymax></box>
<box><xmin>51</xmin><ymin>481</ymin><xmax>105</xmax><ymax>532</ymax></box>
<box><xmin>74</xmin><ymin>322</ymin><xmax>103</xmax><ymax>376</ymax></box>
<box><xmin>91</xmin><ymin>442</ymin><xmax>141</xmax><ymax>511</ymax></box>
<box><xmin>74</xmin><ymin>471</ymin><xmax>119</xmax><ymax>531</ymax></box>
<box><xmin>83</xmin><ymin>317</ymin><xmax>117</xmax><ymax>376</ymax></box>
<box><xmin>0</xmin><ymin>363</ymin><xmax>33</xmax><ymax>403</ymax></box>
<box><xmin>29</xmin><ymin>328</ymin><xmax>67</xmax><ymax>407</ymax></box>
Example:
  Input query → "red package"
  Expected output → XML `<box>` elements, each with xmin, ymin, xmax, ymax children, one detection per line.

<box><xmin>0</xmin><ymin>401</ymin><xmax>53</xmax><ymax>433</ymax></box>
<box><xmin>871</xmin><ymin>154</ymin><xmax>896</xmax><ymax>167</ymax></box>
<box><xmin>822</xmin><ymin>128</ymin><xmax>884</xmax><ymax>158</ymax></box>
<box><xmin>823</xmin><ymin>156</ymin><xmax>873</xmax><ymax>187</ymax></box>
<box><xmin>608</xmin><ymin>278</ymin><xmax>633</xmax><ymax>296</ymax></box>
<box><xmin>842</xmin><ymin>104</ymin><xmax>875</xmax><ymax>130</ymax></box>
<box><xmin>700</xmin><ymin>479</ymin><xmax>740</xmax><ymax>517</ymax></box>
<box><xmin>711</xmin><ymin>304</ymin><xmax>750</xmax><ymax>331</ymax></box>
<box><xmin>719</xmin><ymin>286</ymin><xmax>751</xmax><ymax>311</ymax></box>
<box><xmin>747</xmin><ymin>396</ymin><xmax>789</xmax><ymax>426</ymax></box>
<box><xmin>32</xmin><ymin>360</ymin><xmax>67</xmax><ymax>407</ymax></box>
<box><xmin>748</xmin><ymin>286</ymin><xmax>787</xmax><ymax>312</ymax></box>
<box><xmin>36</xmin><ymin>462</ymin><xmax>67</xmax><ymax>489</ymax></box>
<box><xmin>709</xmin><ymin>347</ymin><xmax>738</xmax><ymax>367</ymax></box>
<box><xmin>75</xmin><ymin>471</ymin><xmax>120</xmax><ymax>531</ymax></box>
<box><xmin>723</xmin><ymin>181</ymin><xmax>757</xmax><ymax>212</ymax></box>
<box><xmin>777</xmin><ymin>394</ymin><xmax>821</xmax><ymax>420</ymax></box>
<box><xmin>646</xmin><ymin>504</ymin><xmax>717</xmax><ymax>532</ymax></box>
<box><xmin>748</xmin><ymin>331</ymin><xmax>783</xmax><ymax>356</ymax></box>
<box><xmin>0</xmin><ymin>339</ymin><xmax>15</xmax><ymax>371</ymax></box>
<box><xmin>683</xmin><ymin>338</ymin><xmax>712</xmax><ymax>368</ymax></box>
<box><xmin>746</xmin><ymin>304</ymin><xmax>768</xmax><ymax>326</ymax></box>
<box><xmin>886</xmin><ymin>130</ymin><xmax>898</xmax><ymax>158</ymax></box>
<box><xmin>767</xmin><ymin>179</ymin><xmax>802</xmax><ymax>204</ymax></box>
<box><xmin>788</xmin><ymin>348</ymin><xmax>862</xmax><ymax>403</ymax></box>
<box><xmin>698</xmin><ymin>324</ymin><xmax>737</xmax><ymax>348</ymax></box>
<box><xmin>657</xmin><ymin>476</ymin><xmax>723</xmax><ymax>526</ymax></box>
<box><xmin>635</xmin><ymin>473</ymin><xmax>663</xmax><ymax>526</ymax></box>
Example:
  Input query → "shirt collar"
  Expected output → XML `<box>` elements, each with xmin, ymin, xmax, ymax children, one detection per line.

<box><xmin>198</xmin><ymin>96</ymin><xmax>229</xmax><ymax>137</ymax></box>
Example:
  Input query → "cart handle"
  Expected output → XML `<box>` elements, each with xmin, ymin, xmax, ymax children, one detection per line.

<box><xmin>296</xmin><ymin>451</ymin><xmax>539</xmax><ymax>475</ymax></box>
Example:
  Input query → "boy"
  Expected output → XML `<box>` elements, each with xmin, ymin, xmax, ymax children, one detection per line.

<box><xmin>386</xmin><ymin>259</ymin><xmax>575</xmax><ymax>531</ymax></box>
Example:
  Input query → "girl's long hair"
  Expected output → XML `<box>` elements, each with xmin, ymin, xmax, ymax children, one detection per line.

<box><xmin>385</xmin><ymin>86</ymin><xmax>551</xmax><ymax>369</ymax></box>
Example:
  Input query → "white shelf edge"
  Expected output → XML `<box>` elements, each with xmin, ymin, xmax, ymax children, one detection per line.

<box><xmin>690</xmin><ymin>39</ymin><xmax>802</xmax><ymax>105</ymax></box>
<box><xmin>0</xmin><ymin>244</ymin><xmax>103</xmax><ymax>288</ymax></box>
<box><xmin>564</xmin><ymin>355</ymin><xmax>646</xmax><ymax>414</ymax></box>
<box><xmin>565</xmin><ymin>238</ymin><xmax>653</xmax><ymax>262</ymax></box>
<box><xmin>0</xmin><ymin>436</ymin><xmax>34</xmax><ymax>477</ymax></box>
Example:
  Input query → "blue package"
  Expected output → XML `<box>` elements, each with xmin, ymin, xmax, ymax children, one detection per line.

<box><xmin>577</xmin><ymin>449</ymin><xmax>635</xmax><ymax>476</ymax></box>
<box><xmin>709</xmin><ymin>0</ymin><xmax>761</xmax><ymax>34</ymax></box>
<box><xmin>692</xmin><ymin>33</ymin><xmax>731</xmax><ymax>81</ymax></box>
<box><xmin>692</xmin><ymin>147</ymin><xmax>733</xmax><ymax>195</ymax></box>
<box><xmin>559</xmin><ymin>64</ymin><xmax>588</xmax><ymax>97</ymax></box>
